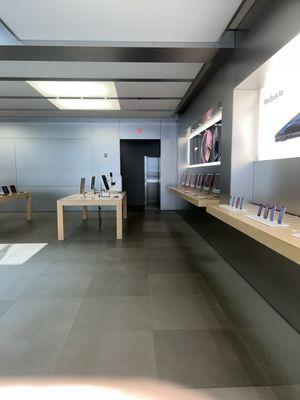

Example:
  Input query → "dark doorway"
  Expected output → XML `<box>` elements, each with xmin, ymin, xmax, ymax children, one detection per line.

<box><xmin>120</xmin><ymin>139</ymin><xmax>160</xmax><ymax>207</ymax></box>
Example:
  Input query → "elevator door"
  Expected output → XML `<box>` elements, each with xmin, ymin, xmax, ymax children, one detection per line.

<box><xmin>144</xmin><ymin>156</ymin><xmax>160</xmax><ymax>208</ymax></box>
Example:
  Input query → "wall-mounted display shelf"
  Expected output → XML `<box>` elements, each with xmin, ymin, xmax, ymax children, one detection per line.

<box><xmin>169</xmin><ymin>186</ymin><xmax>219</xmax><ymax>208</ymax></box>
<box><xmin>207</xmin><ymin>203</ymin><xmax>300</xmax><ymax>265</ymax></box>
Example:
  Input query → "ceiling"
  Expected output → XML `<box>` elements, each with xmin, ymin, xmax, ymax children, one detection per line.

<box><xmin>0</xmin><ymin>0</ymin><xmax>245</xmax><ymax>118</ymax></box>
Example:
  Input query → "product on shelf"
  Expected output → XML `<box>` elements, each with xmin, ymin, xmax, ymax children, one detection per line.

<box><xmin>248</xmin><ymin>204</ymin><xmax>288</xmax><ymax>227</ymax></box>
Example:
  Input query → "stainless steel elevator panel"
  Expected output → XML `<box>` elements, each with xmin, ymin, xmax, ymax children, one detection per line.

<box><xmin>144</xmin><ymin>156</ymin><xmax>160</xmax><ymax>208</ymax></box>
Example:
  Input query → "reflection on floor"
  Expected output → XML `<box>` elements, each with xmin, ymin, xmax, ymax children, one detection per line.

<box><xmin>0</xmin><ymin>210</ymin><xmax>299</xmax><ymax>400</ymax></box>
<box><xmin>0</xmin><ymin>243</ymin><xmax>47</xmax><ymax>265</ymax></box>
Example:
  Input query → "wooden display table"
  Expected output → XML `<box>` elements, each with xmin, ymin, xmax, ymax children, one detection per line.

<box><xmin>57</xmin><ymin>192</ymin><xmax>127</xmax><ymax>240</ymax></box>
<box><xmin>0</xmin><ymin>192</ymin><xmax>32</xmax><ymax>221</ymax></box>
<box><xmin>169</xmin><ymin>186</ymin><xmax>219</xmax><ymax>208</ymax></box>
<box><xmin>207</xmin><ymin>203</ymin><xmax>300</xmax><ymax>265</ymax></box>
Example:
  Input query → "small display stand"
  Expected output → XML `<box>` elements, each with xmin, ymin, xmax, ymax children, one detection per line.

<box><xmin>246</xmin><ymin>214</ymin><xmax>289</xmax><ymax>228</ymax></box>
<box><xmin>219</xmin><ymin>204</ymin><xmax>247</xmax><ymax>212</ymax></box>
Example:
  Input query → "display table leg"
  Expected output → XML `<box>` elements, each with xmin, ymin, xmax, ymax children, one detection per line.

<box><xmin>57</xmin><ymin>203</ymin><xmax>65</xmax><ymax>240</ymax></box>
<box><xmin>123</xmin><ymin>194</ymin><xmax>127</xmax><ymax>219</ymax></box>
<box><xmin>116</xmin><ymin>202</ymin><xmax>123</xmax><ymax>239</ymax></box>
<box><xmin>82</xmin><ymin>206</ymin><xmax>88</xmax><ymax>220</ymax></box>
<box><xmin>26</xmin><ymin>194</ymin><xmax>32</xmax><ymax>221</ymax></box>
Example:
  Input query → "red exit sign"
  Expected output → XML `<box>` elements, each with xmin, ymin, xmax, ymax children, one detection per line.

<box><xmin>136</xmin><ymin>128</ymin><xmax>144</xmax><ymax>134</ymax></box>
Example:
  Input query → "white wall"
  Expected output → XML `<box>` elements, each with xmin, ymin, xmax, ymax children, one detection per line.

<box><xmin>0</xmin><ymin>119</ymin><xmax>177</xmax><ymax>211</ymax></box>
<box><xmin>231</xmin><ymin>90</ymin><xmax>259</xmax><ymax>202</ymax></box>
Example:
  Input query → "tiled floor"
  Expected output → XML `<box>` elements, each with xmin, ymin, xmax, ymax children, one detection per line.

<box><xmin>0</xmin><ymin>209</ymin><xmax>299</xmax><ymax>399</ymax></box>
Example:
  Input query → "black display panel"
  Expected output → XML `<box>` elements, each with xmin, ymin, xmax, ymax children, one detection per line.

<box><xmin>10</xmin><ymin>185</ymin><xmax>17</xmax><ymax>193</ymax></box>
<box><xmin>196</xmin><ymin>173</ymin><xmax>203</xmax><ymax>189</ymax></box>
<box><xmin>2</xmin><ymin>186</ymin><xmax>10</xmax><ymax>195</ymax></box>
<box><xmin>212</xmin><ymin>174</ymin><xmax>220</xmax><ymax>194</ymax></box>
<box><xmin>189</xmin><ymin>174</ymin><xmax>196</xmax><ymax>188</ymax></box>
<box><xmin>101</xmin><ymin>175</ymin><xmax>110</xmax><ymax>191</ymax></box>
<box><xmin>91</xmin><ymin>176</ymin><xmax>95</xmax><ymax>190</ymax></box>
<box><xmin>80</xmin><ymin>178</ymin><xmax>86</xmax><ymax>194</ymax></box>
<box><xmin>202</xmin><ymin>174</ymin><xmax>214</xmax><ymax>192</ymax></box>
<box><xmin>181</xmin><ymin>173</ymin><xmax>188</xmax><ymax>186</ymax></box>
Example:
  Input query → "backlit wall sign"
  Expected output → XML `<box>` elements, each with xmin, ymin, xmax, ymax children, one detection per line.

<box><xmin>258</xmin><ymin>34</ymin><xmax>300</xmax><ymax>160</ymax></box>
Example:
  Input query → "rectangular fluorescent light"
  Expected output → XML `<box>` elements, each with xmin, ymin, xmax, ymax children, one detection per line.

<box><xmin>27</xmin><ymin>81</ymin><xmax>118</xmax><ymax>98</ymax></box>
<box><xmin>26</xmin><ymin>80</ymin><xmax>121</xmax><ymax>110</ymax></box>
<box><xmin>49</xmin><ymin>98</ymin><xmax>120</xmax><ymax>110</ymax></box>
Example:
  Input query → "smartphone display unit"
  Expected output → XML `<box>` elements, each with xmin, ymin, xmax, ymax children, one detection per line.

<box><xmin>270</xmin><ymin>206</ymin><xmax>276</xmax><ymax>221</ymax></box>
<box><xmin>185</xmin><ymin>175</ymin><xmax>192</xmax><ymax>187</ymax></box>
<box><xmin>277</xmin><ymin>207</ymin><xmax>286</xmax><ymax>224</ymax></box>
<box><xmin>257</xmin><ymin>204</ymin><xmax>264</xmax><ymax>217</ymax></box>
<box><xmin>1</xmin><ymin>186</ymin><xmax>10</xmax><ymax>195</ymax></box>
<box><xmin>263</xmin><ymin>204</ymin><xmax>270</xmax><ymax>219</ymax></box>
<box><xmin>10</xmin><ymin>185</ymin><xmax>17</xmax><ymax>193</ymax></box>
<box><xmin>101</xmin><ymin>175</ymin><xmax>110</xmax><ymax>191</ymax></box>
<box><xmin>189</xmin><ymin>174</ymin><xmax>196</xmax><ymax>188</ymax></box>
<box><xmin>194</xmin><ymin>174</ymin><xmax>199</xmax><ymax>188</ymax></box>
<box><xmin>79</xmin><ymin>178</ymin><xmax>86</xmax><ymax>194</ymax></box>
<box><xmin>195</xmin><ymin>174</ymin><xmax>203</xmax><ymax>189</ymax></box>
<box><xmin>202</xmin><ymin>174</ymin><xmax>214</xmax><ymax>192</ymax></box>
<box><xmin>230</xmin><ymin>195</ymin><xmax>236</xmax><ymax>207</ymax></box>
<box><xmin>181</xmin><ymin>173</ymin><xmax>188</xmax><ymax>186</ymax></box>
<box><xmin>239</xmin><ymin>196</ymin><xmax>245</xmax><ymax>210</ymax></box>
<box><xmin>212</xmin><ymin>174</ymin><xmax>220</xmax><ymax>195</ymax></box>
<box><xmin>109</xmin><ymin>172</ymin><xmax>116</xmax><ymax>187</ymax></box>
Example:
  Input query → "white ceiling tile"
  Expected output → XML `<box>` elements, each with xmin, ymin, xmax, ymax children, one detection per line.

<box><xmin>115</xmin><ymin>82</ymin><xmax>191</xmax><ymax>97</ymax></box>
<box><xmin>0</xmin><ymin>81</ymin><xmax>40</xmax><ymax>96</ymax></box>
<box><xmin>120</xmin><ymin>99</ymin><xmax>180</xmax><ymax>110</ymax></box>
<box><xmin>0</xmin><ymin>98</ymin><xmax>56</xmax><ymax>109</ymax></box>
<box><xmin>0</xmin><ymin>62</ymin><xmax>202</xmax><ymax>79</ymax></box>
<box><xmin>0</xmin><ymin>109</ymin><xmax>174</xmax><ymax>118</ymax></box>
<box><xmin>0</xmin><ymin>0</ymin><xmax>242</xmax><ymax>42</ymax></box>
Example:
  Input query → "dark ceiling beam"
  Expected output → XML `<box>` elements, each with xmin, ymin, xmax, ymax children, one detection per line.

<box><xmin>0</xmin><ymin>77</ymin><xmax>193</xmax><ymax>83</ymax></box>
<box><xmin>0</xmin><ymin>45</ymin><xmax>222</xmax><ymax>63</ymax></box>
<box><xmin>0</xmin><ymin>96</ymin><xmax>182</xmax><ymax>100</ymax></box>
<box><xmin>0</xmin><ymin>108</ymin><xmax>175</xmax><ymax>112</ymax></box>
<box><xmin>176</xmin><ymin>0</ymin><xmax>260</xmax><ymax>113</ymax></box>
<box><xmin>175</xmin><ymin>50</ymin><xmax>230</xmax><ymax>114</ymax></box>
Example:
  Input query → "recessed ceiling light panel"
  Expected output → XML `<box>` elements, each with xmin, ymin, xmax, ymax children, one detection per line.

<box><xmin>49</xmin><ymin>98</ymin><xmax>120</xmax><ymax>110</ymax></box>
<box><xmin>26</xmin><ymin>80</ymin><xmax>120</xmax><ymax>110</ymax></box>
<box><xmin>26</xmin><ymin>80</ymin><xmax>118</xmax><ymax>98</ymax></box>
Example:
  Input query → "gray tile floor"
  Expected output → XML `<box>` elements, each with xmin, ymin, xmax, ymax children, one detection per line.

<box><xmin>0</xmin><ymin>209</ymin><xmax>299</xmax><ymax>399</ymax></box>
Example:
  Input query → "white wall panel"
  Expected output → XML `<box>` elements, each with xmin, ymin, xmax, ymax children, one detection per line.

<box><xmin>120</xmin><ymin>122</ymin><xmax>160</xmax><ymax>140</ymax></box>
<box><xmin>17</xmin><ymin>186</ymin><xmax>79</xmax><ymax>212</ymax></box>
<box><xmin>0</xmin><ymin>139</ymin><xmax>16</xmax><ymax>184</ymax></box>
<box><xmin>0</xmin><ymin>122</ymin><xmax>89</xmax><ymax>139</ymax></box>
<box><xmin>90</xmin><ymin>123</ymin><xmax>120</xmax><ymax>178</ymax></box>
<box><xmin>231</xmin><ymin>90</ymin><xmax>259</xmax><ymax>202</ymax></box>
<box><xmin>15</xmin><ymin>138</ymin><xmax>91</xmax><ymax>187</ymax></box>
<box><xmin>0</xmin><ymin>119</ymin><xmax>177</xmax><ymax>211</ymax></box>
<box><xmin>160</xmin><ymin>123</ymin><xmax>177</xmax><ymax>210</ymax></box>
<box><xmin>0</xmin><ymin>138</ymin><xmax>17</xmax><ymax>211</ymax></box>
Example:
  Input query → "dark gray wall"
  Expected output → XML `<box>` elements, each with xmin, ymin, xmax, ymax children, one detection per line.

<box><xmin>120</xmin><ymin>139</ymin><xmax>160</xmax><ymax>207</ymax></box>
<box><xmin>179</xmin><ymin>206</ymin><xmax>300</xmax><ymax>333</ymax></box>
<box><xmin>179</xmin><ymin>0</ymin><xmax>300</xmax><ymax>201</ymax></box>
